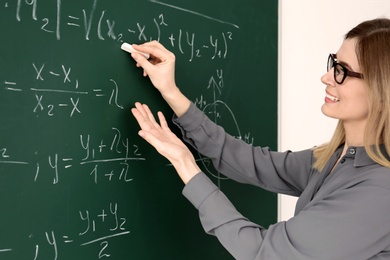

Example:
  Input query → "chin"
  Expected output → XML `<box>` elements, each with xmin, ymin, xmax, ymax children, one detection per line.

<box><xmin>321</xmin><ymin>105</ymin><xmax>339</xmax><ymax>119</ymax></box>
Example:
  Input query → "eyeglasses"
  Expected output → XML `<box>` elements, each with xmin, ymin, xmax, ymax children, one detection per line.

<box><xmin>327</xmin><ymin>54</ymin><xmax>363</xmax><ymax>84</ymax></box>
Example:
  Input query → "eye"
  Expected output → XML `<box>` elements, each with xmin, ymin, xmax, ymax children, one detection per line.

<box><xmin>335</xmin><ymin>64</ymin><xmax>345</xmax><ymax>76</ymax></box>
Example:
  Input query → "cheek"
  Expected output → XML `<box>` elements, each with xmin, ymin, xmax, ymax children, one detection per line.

<box><xmin>345</xmin><ymin>92</ymin><xmax>370</xmax><ymax>117</ymax></box>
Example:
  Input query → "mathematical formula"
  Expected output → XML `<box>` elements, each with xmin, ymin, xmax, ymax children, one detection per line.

<box><xmin>2</xmin><ymin>62</ymin><xmax>125</xmax><ymax>117</ymax></box>
<box><xmin>3</xmin><ymin>0</ymin><xmax>238</xmax><ymax>62</ymax></box>
<box><xmin>0</xmin><ymin>203</ymin><xmax>130</xmax><ymax>259</ymax></box>
<box><xmin>0</xmin><ymin>127</ymin><xmax>144</xmax><ymax>185</ymax></box>
<box><xmin>0</xmin><ymin>1</ymin><xmax>259</xmax><ymax>259</ymax></box>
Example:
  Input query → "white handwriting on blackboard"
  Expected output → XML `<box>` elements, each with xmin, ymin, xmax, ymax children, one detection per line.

<box><xmin>2</xmin><ymin>62</ymin><xmax>128</xmax><ymax>117</ymax></box>
<box><xmin>0</xmin><ymin>1</ymin><xmax>256</xmax><ymax>259</ymax></box>
<box><xmin>6</xmin><ymin>0</ymin><xmax>237</xmax><ymax>61</ymax></box>
<box><xmin>0</xmin><ymin>127</ymin><xmax>145</xmax><ymax>185</ymax></box>
<box><xmin>193</xmin><ymin>69</ymin><xmax>255</xmax><ymax>187</ymax></box>
<box><xmin>22</xmin><ymin>203</ymin><xmax>130</xmax><ymax>259</ymax></box>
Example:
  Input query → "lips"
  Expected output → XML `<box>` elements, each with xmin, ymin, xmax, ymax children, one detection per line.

<box><xmin>326</xmin><ymin>92</ymin><xmax>340</xmax><ymax>102</ymax></box>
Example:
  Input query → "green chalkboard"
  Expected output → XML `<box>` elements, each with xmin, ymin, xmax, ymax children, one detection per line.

<box><xmin>0</xmin><ymin>0</ymin><xmax>277</xmax><ymax>259</ymax></box>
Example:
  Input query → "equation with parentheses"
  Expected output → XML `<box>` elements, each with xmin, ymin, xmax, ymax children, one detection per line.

<box><xmin>3</xmin><ymin>0</ymin><xmax>237</xmax><ymax>62</ymax></box>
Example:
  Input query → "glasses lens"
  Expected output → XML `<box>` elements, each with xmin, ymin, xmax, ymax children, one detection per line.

<box><xmin>328</xmin><ymin>54</ymin><xmax>347</xmax><ymax>84</ymax></box>
<box><xmin>327</xmin><ymin>55</ymin><xmax>333</xmax><ymax>72</ymax></box>
<box><xmin>334</xmin><ymin>64</ymin><xmax>345</xmax><ymax>84</ymax></box>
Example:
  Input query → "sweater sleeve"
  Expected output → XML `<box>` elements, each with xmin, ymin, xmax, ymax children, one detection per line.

<box><xmin>173</xmin><ymin>102</ymin><xmax>314</xmax><ymax>196</ymax></box>
<box><xmin>183</xmin><ymin>172</ymin><xmax>390</xmax><ymax>260</ymax></box>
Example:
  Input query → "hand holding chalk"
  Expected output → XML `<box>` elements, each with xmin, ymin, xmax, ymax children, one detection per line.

<box><xmin>124</xmin><ymin>41</ymin><xmax>180</xmax><ymax>98</ymax></box>
<box><xmin>121</xmin><ymin>43</ymin><xmax>150</xmax><ymax>59</ymax></box>
<box><xmin>126</xmin><ymin>40</ymin><xmax>191</xmax><ymax>118</ymax></box>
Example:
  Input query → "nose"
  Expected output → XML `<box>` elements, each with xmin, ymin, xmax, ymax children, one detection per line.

<box><xmin>321</xmin><ymin>68</ymin><xmax>335</xmax><ymax>87</ymax></box>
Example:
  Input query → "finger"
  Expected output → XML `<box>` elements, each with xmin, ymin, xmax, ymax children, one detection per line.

<box><xmin>134</xmin><ymin>102</ymin><xmax>148</xmax><ymax>118</ymax></box>
<box><xmin>131</xmin><ymin>108</ymin><xmax>149</xmax><ymax>130</ymax></box>
<box><xmin>142</xmin><ymin>104</ymin><xmax>160</xmax><ymax>127</ymax></box>
<box><xmin>133</xmin><ymin>41</ymin><xmax>169</xmax><ymax>60</ymax></box>
<box><xmin>133</xmin><ymin>103</ymin><xmax>162</xmax><ymax>133</ymax></box>
<box><xmin>157</xmin><ymin>111</ymin><xmax>170</xmax><ymax>131</ymax></box>
<box><xmin>131</xmin><ymin>106</ymin><xmax>154</xmax><ymax>132</ymax></box>
<box><xmin>131</xmin><ymin>52</ymin><xmax>152</xmax><ymax>72</ymax></box>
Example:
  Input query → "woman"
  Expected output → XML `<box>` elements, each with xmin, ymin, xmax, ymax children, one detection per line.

<box><xmin>130</xmin><ymin>18</ymin><xmax>390</xmax><ymax>259</ymax></box>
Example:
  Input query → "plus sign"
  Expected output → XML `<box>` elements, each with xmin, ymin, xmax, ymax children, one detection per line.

<box><xmin>98</xmin><ymin>210</ymin><xmax>107</xmax><ymax>222</ymax></box>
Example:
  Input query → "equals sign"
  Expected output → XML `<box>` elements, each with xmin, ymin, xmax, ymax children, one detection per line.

<box><xmin>93</xmin><ymin>89</ymin><xmax>105</xmax><ymax>97</ymax></box>
<box><xmin>4</xmin><ymin>81</ymin><xmax>22</xmax><ymax>92</ymax></box>
<box><xmin>67</xmin><ymin>15</ymin><xmax>80</xmax><ymax>27</ymax></box>
<box><xmin>63</xmin><ymin>236</ymin><xmax>74</xmax><ymax>243</ymax></box>
<box><xmin>62</xmin><ymin>158</ymin><xmax>73</xmax><ymax>168</ymax></box>
<box><xmin>58</xmin><ymin>103</ymin><xmax>69</xmax><ymax>111</ymax></box>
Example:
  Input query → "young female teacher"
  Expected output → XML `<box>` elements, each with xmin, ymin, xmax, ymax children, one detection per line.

<box><xmin>129</xmin><ymin>18</ymin><xmax>390</xmax><ymax>259</ymax></box>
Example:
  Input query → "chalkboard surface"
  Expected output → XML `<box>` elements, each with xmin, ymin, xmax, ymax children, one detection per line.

<box><xmin>0</xmin><ymin>0</ymin><xmax>277</xmax><ymax>259</ymax></box>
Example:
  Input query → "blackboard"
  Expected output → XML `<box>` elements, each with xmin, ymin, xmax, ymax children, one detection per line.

<box><xmin>0</xmin><ymin>0</ymin><xmax>278</xmax><ymax>259</ymax></box>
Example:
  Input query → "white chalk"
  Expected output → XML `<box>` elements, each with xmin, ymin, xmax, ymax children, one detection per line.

<box><xmin>121</xmin><ymin>43</ymin><xmax>150</xmax><ymax>59</ymax></box>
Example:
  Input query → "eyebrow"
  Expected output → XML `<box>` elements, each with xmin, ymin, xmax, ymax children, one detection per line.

<box><xmin>334</xmin><ymin>53</ymin><xmax>354</xmax><ymax>70</ymax></box>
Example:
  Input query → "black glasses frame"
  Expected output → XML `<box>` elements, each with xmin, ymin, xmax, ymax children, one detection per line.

<box><xmin>327</xmin><ymin>54</ymin><xmax>363</xmax><ymax>84</ymax></box>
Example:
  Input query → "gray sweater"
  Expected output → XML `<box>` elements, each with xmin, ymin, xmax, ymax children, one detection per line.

<box><xmin>174</xmin><ymin>103</ymin><xmax>390</xmax><ymax>260</ymax></box>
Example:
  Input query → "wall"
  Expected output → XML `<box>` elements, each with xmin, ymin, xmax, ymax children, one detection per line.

<box><xmin>279</xmin><ymin>0</ymin><xmax>390</xmax><ymax>221</ymax></box>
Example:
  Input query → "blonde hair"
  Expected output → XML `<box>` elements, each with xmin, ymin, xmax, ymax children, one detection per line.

<box><xmin>313</xmin><ymin>18</ymin><xmax>390</xmax><ymax>171</ymax></box>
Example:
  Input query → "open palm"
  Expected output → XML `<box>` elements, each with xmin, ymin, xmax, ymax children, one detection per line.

<box><xmin>131</xmin><ymin>102</ymin><xmax>195</xmax><ymax>170</ymax></box>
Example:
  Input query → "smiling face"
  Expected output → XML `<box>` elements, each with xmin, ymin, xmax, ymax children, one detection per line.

<box><xmin>321</xmin><ymin>38</ymin><xmax>370</xmax><ymax>130</ymax></box>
